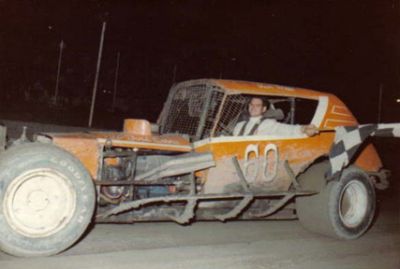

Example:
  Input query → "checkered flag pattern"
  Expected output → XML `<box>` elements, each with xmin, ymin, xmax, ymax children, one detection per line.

<box><xmin>328</xmin><ymin>123</ymin><xmax>400</xmax><ymax>178</ymax></box>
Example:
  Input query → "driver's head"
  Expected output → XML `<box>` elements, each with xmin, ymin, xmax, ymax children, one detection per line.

<box><xmin>248</xmin><ymin>97</ymin><xmax>267</xmax><ymax>117</ymax></box>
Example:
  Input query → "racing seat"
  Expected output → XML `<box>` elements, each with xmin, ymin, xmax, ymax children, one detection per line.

<box><xmin>264</xmin><ymin>108</ymin><xmax>285</xmax><ymax>121</ymax></box>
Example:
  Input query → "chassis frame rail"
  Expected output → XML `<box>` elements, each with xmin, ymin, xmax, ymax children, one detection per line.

<box><xmin>99</xmin><ymin>156</ymin><xmax>315</xmax><ymax>224</ymax></box>
<box><xmin>100</xmin><ymin>190</ymin><xmax>314</xmax><ymax>223</ymax></box>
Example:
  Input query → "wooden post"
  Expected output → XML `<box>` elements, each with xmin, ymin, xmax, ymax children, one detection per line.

<box><xmin>377</xmin><ymin>84</ymin><xmax>383</xmax><ymax>123</ymax></box>
<box><xmin>88</xmin><ymin>22</ymin><xmax>107</xmax><ymax>127</ymax></box>
<box><xmin>111</xmin><ymin>52</ymin><xmax>120</xmax><ymax>112</ymax></box>
<box><xmin>54</xmin><ymin>40</ymin><xmax>65</xmax><ymax>104</ymax></box>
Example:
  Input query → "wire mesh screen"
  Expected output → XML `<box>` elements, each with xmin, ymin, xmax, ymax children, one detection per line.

<box><xmin>161</xmin><ymin>84</ymin><xmax>224</xmax><ymax>140</ymax></box>
<box><xmin>201</xmin><ymin>90</ymin><xmax>224</xmax><ymax>139</ymax></box>
<box><xmin>214</xmin><ymin>94</ymin><xmax>248</xmax><ymax>136</ymax></box>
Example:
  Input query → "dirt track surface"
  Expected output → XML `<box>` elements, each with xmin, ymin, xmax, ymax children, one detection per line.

<box><xmin>0</xmin><ymin>190</ymin><xmax>398</xmax><ymax>269</ymax></box>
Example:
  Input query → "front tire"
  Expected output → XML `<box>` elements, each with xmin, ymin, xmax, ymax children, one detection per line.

<box><xmin>296</xmin><ymin>165</ymin><xmax>376</xmax><ymax>239</ymax></box>
<box><xmin>0</xmin><ymin>143</ymin><xmax>96</xmax><ymax>256</ymax></box>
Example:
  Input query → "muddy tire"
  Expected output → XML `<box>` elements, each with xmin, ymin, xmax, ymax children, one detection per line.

<box><xmin>0</xmin><ymin>143</ymin><xmax>96</xmax><ymax>256</ymax></box>
<box><xmin>296</xmin><ymin>165</ymin><xmax>376</xmax><ymax>239</ymax></box>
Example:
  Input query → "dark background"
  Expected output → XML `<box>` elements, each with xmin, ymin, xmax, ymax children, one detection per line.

<box><xmin>0</xmin><ymin>0</ymin><xmax>398</xmax><ymax>128</ymax></box>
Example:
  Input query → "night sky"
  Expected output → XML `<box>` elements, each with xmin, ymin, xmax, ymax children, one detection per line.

<box><xmin>0</xmin><ymin>0</ymin><xmax>398</xmax><ymax>125</ymax></box>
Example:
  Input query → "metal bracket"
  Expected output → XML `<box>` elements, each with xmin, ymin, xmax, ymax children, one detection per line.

<box><xmin>167</xmin><ymin>199</ymin><xmax>197</xmax><ymax>224</ymax></box>
<box><xmin>213</xmin><ymin>157</ymin><xmax>254</xmax><ymax>221</ymax></box>
<box><xmin>250</xmin><ymin>193</ymin><xmax>295</xmax><ymax>218</ymax></box>
<box><xmin>231</xmin><ymin>156</ymin><xmax>251</xmax><ymax>192</ymax></box>
<box><xmin>215</xmin><ymin>195</ymin><xmax>253</xmax><ymax>221</ymax></box>
<box><xmin>166</xmin><ymin>172</ymin><xmax>198</xmax><ymax>224</ymax></box>
<box><xmin>11</xmin><ymin>126</ymin><xmax>29</xmax><ymax>146</ymax></box>
<box><xmin>284</xmin><ymin>160</ymin><xmax>301</xmax><ymax>190</ymax></box>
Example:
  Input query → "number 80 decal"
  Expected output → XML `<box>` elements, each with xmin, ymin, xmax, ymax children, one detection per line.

<box><xmin>244</xmin><ymin>143</ymin><xmax>279</xmax><ymax>182</ymax></box>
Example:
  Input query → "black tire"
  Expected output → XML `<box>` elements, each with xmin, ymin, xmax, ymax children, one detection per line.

<box><xmin>0</xmin><ymin>143</ymin><xmax>96</xmax><ymax>256</ymax></box>
<box><xmin>296</xmin><ymin>165</ymin><xmax>376</xmax><ymax>240</ymax></box>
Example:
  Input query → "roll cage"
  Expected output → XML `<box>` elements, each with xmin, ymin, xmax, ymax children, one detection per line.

<box><xmin>158</xmin><ymin>82</ymin><xmax>318</xmax><ymax>141</ymax></box>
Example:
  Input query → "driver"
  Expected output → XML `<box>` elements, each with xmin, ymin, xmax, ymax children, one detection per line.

<box><xmin>233</xmin><ymin>97</ymin><xmax>318</xmax><ymax>136</ymax></box>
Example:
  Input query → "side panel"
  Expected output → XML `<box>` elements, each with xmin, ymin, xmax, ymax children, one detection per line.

<box><xmin>195</xmin><ymin>133</ymin><xmax>334</xmax><ymax>194</ymax></box>
<box><xmin>52</xmin><ymin>137</ymin><xmax>101</xmax><ymax>179</ymax></box>
<box><xmin>354</xmin><ymin>144</ymin><xmax>382</xmax><ymax>172</ymax></box>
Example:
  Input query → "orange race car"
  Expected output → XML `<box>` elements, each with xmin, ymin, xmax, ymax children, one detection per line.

<box><xmin>0</xmin><ymin>79</ymin><xmax>394</xmax><ymax>257</ymax></box>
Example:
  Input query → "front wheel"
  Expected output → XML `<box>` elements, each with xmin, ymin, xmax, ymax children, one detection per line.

<box><xmin>296</xmin><ymin>166</ymin><xmax>376</xmax><ymax>240</ymax></box>
<box><xmin>0</xmin><ymin>143</ymin><xmax>96</xmax><ymax>256</ymax></box>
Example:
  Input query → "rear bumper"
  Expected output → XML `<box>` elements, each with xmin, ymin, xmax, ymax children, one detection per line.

<box><xmin>368</xmin><ymin>169</ymin><xmax>391</xmax><ymax>190</ymax></box>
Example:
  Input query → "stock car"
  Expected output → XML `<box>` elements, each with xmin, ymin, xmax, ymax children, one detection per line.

<box><xmin>0</xmin><ymin>79</ymin><xmax>390</xmax><ymax>256</ymax></box>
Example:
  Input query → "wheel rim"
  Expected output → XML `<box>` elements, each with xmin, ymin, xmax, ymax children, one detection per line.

<box><xmin>339</xmin><ymin>180</ymin><xmax>368</xmax><ymax>228</ymax></box>
<box><xmin>3</xmin><ymin>168</ymin><xmax>76</xmax><ymax>238</ymax></box>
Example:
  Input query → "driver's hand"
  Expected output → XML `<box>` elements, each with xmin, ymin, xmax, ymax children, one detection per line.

<box><xmin>302</xmin><ymin>124</ymin><xmax>319</xmax><ymax>137</ymax></box>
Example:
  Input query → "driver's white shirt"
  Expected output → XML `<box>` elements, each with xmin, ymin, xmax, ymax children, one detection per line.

<box><xmin>233</xmin><ymin>117</ymin><xmax>303</xmax><ymax>136</ymax></box>
<box><xmin>233</xmin><ymin>116</ymin><xmax>262</xmax><ymax>136</ymax></box>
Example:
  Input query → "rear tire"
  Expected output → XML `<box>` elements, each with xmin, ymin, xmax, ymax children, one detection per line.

<box><xmin>296</xmin><ymin>165</ymin><xmax>375</xmax><ymax>239</ymax></box>
<box><xmin>0</xmin><ymin>143</ymin><xmax>96</xmax><ymax>256</ymax></box>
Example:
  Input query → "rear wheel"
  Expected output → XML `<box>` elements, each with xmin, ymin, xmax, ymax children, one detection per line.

<box><xmin>0</xmin><ymin>143</ymin><xmax>96</xmax><ymax>256</ymax></box>
<box><xmin>296</xmin><ymin>165</ymin><xmax>375</xmax><ymax>239</ymax></box>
